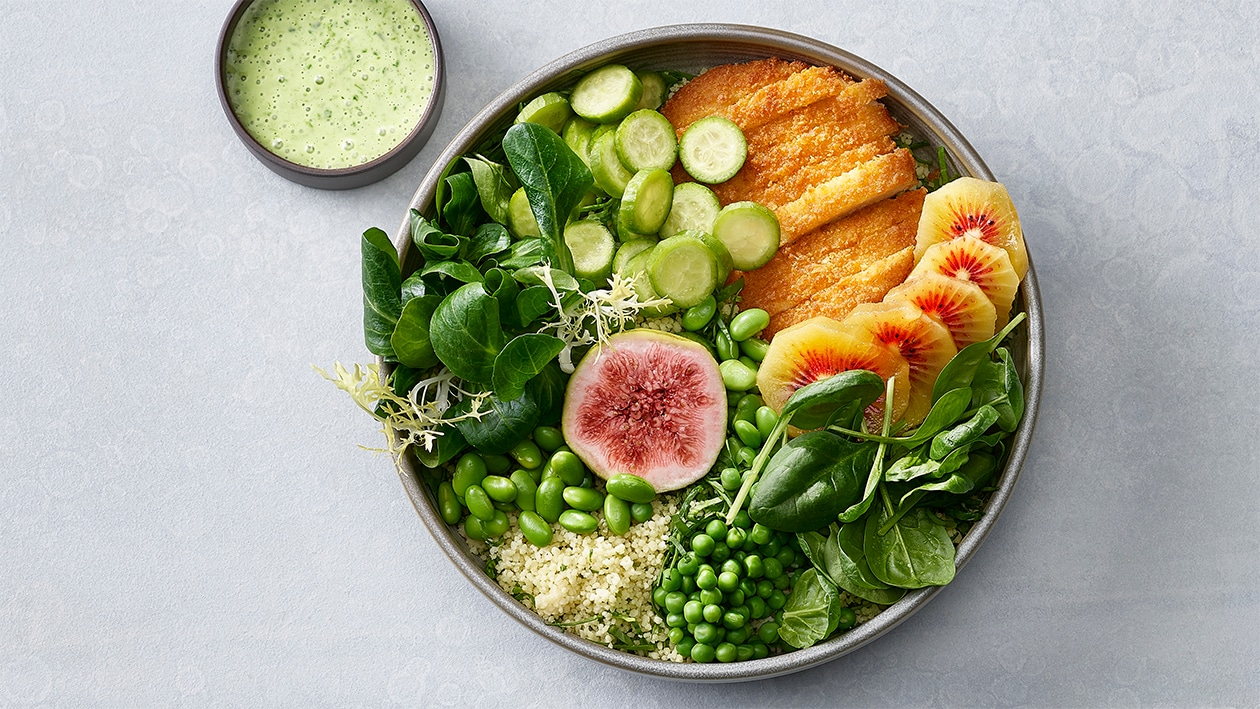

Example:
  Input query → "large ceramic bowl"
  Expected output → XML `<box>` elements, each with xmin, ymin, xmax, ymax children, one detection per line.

<box><xmin>387</xmin><ymin>23</ymin><xmax>1044</xmax><ymax>681</ymax></box>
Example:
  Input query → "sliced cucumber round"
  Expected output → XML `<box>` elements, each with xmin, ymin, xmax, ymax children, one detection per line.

<box><xmin>508</xmin><ymin>187</ymin><xmax>540</xmax><ymax>239</ymax></box>
<box><xmin>679</xmin><ymin>115</ymin><xmax>747</xmax><ymax>184</ymax></box>
<box><xmin>564</xmin><ymin>220</ymin><xmax>616</xmax><ymax>284</ymax></box>
<box><xmin>618</xmin><ymin>168</ymin><xmax>675</xmax><ymax>235</ymax></box>
<box><xmin>562</xmin><ymin>117</ymin><xmax>597</xmax><ymax>166</ymax></box>
<box><xmin>515</xmin><ymin>92</ymin><xmax>573</xmax><ymax>133</ymax></box>
<box><xmin>589</xmin><ymin>130</ymin><xmax>633</xmax><ymax>198</ymax></box>
<box><xmin>634</xmin><ymin>71</ymin><xmax>668</xmax><ymax>111</ymax></box>
<box><xmin>570</xmin><ymin>64</ymin><xmax>643</xmax><ymax>124</ymax></box>
<box><xmin>713</xmin><ymin>201</ymin><xmax>781</xmax><ymax>270</ymax></box>
<box><xmin>660</xmin><ymin>182</ymin><xmax>722</xmax><ymax>238</ymax></box>
<box><xmin>689</xmin><ymin>229</ymin><xmax>734</xmax><ymax>284</ymax></box>
<box><xmin>613</xmin><ymin>238</ymin><xmax>658</xmax><ymax>276</ymax></box>
<box><xmin>615</xmin><ymin>109</ymin><xmax>678</xmax><ymax>172</ymax></box>
<box><xmin>625</xmin><ymin>249</ymin><xmax>677</xmax><ymax>318</ymax></box>
<box><xmin>647</xmin><ymin>233</ymin><xmax>720</xmax><ymax>309</ymax></box>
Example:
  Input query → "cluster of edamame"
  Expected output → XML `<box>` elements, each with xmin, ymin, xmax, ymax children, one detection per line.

<box><xmin>435</xmin><ymin>425</ymin><xmax>658</xmax><ymax>547</ymax></box>
<box><xmin>654</xmin><ymin>515</ymin><xmax>805</xmax><ymax>662</ymax></box>
<box><xmin>677</xmin><ymin>300</ymin><xmax>772</xmax><ymax>394</ymax></box>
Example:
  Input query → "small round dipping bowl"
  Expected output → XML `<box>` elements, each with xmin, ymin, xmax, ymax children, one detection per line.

<box><xmin>215</xmin><ymin>0</ymin><xmax>445</xmax><ymax>190</ymax></box>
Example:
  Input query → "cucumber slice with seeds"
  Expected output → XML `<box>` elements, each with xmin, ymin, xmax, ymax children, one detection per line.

<box><xmin>589</xmin><ymin>130</ymin><xmax>634</xmax><ymax>198</ymax></box>
<box><xmin>618</xmin><ymin>168</ymin><xmax>675</xmax><ymax>235</ymax></box>
<box><xmin>570</xmin><ymin>64</ymin><xmax>643</xmax><ymax>124</ymax></box>
<box><xmin>626</xmin><ymin>249</ymin><xmax>677</xmax><ymax>318</ymax></box>
<box><xmin>713</xmin><ymin>201</ymin><xmax>781</xmax><ymax>270</ymax></box>
<box><xmin>515</xmin><ymin>92</ymin><xmax>572</xmax><ymax>133</ymax></box>
<box><xmin>634</xmin><ymin>71</ymin><xmax>668</xmax><ymax>111</ymax></box>
<box><xmin>615</xmin><ymin>109</ymin><xmax>678</xmax><ymax>172</ymax></box>
<box><xmin>613</xmin><ymin>238</ymin><xmax>658</xmax><ymax>276</ymax></box>
<box><xmin>660</xmin><ymin>182</ymin><xmax>722</xmax><ymax>238</ymax></box>
<box><xmin>564</xmin><ymin>220</ymin><xmax>616</xmax><ymax>283</ymax></box>
<box><xmin>679</xmin><ymin>115</ymin><xmax>747</xmax><ymax>184</ymax></box>
<box><xmin>647</xmin><ymin>233</ymin><xmax>720</xmax><ymax>309</ymax></box>
<box><xmin>562</xmin><ymin>117</ymin><xmax>597</xmax><ymax>166</ymax></box>
<box><xmin>508</xmin><ymin>187</ymin><xmax>541</xmax><ymax>239</ymax></box>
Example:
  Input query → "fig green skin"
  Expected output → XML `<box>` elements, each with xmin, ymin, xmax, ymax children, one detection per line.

<box><xmin>561</xmin><ymin>330</ymin><xmax>727</xmax><ymax>492</ymax></box>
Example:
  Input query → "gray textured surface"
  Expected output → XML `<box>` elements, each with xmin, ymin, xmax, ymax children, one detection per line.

<box><xmin>1</xmin><ymin>0</ymin><xmax>1257</xmax><ymax>706</ymax></box>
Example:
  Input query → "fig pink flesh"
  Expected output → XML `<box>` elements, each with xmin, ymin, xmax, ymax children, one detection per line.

<box><xmin>562</xmin><ymin>331</ymin><xmax>726</xmax><ymax>492</ymax></box>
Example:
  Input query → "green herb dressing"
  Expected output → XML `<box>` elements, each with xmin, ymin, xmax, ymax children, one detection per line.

<box><xmin>224</xmin><ymin>0</ymin><xmax>435</xmax><ymax>169</ymax></box>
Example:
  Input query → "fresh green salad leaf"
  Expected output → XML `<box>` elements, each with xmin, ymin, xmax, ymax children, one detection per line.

<box><xmin>465</xmin><ymin>155</ymin><xmax>518</xmax><ymax>227</ymax></box>
<box><xmin>749</xmin><ymin>431</ymin><xmax>873</xmax><ymax>532</ymax></box>
<box><xmin>442</xmin><ymin>171</ymin><xmax>485</xmax><ymax>237</ymax></box>
<box><xmin>502</xmin><ymin>122</ymin><xmax>593</xmax><ymax>274</ymax></box>
<box><xmin>361</xmin><ymin>227</ymin><xmax>402</xmax><ymax>358</ymax></box>
<box><xmin>453</xmin><ymin>389</ymin><xmax>540</xmax><ymax>455</ymax></box>
<box><xmin>429</xmin><ymin>282</ymin><xmax>505</xmax><ymax>385</ymax></box>
<box><xmin>492</xmin><ymin>333</ymin><xmax>566</xmax><ymax>402</ymax></box>
<box><xmin>778</xmin><ymin>568</ymin><xmax>838</xmax><ymax>649</ymax></box>
<box><xmin>865</xmin><ymin>505</ymin><xmax>956</xmax><ymax>589</ymax></box>
<box><xmin>390</xmin><ymin>295</ymin><xmax>443</xmax><ymax>369</ymax></box>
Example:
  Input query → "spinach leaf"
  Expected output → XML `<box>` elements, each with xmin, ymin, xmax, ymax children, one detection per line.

<box><xmin>919</xmin><ymin>452</ymin><xmax>999</xmax><ymax>508</ymax></box>
<box><xmin>464</xmin><ymin>155</ymin><xmax>518</xmax><ymax>227</ymax></box>
<box><xmin>902</xmin><ymin>387</ymin><xmax>972</xmax><ymax>444</ymax></box>
<box><xmin>361</xmin><ymin>227</ymin><xmax>402</xmax><ymax>358</ymax></box>
<box><xmin>929</xmin><ymin>405</ymin><xmax>999</xmax><ymax>460</ymax></box>
<box><xmin>421</xmin><ymin>259</ymin><xmax>484</xmax><ymax>285</ymax></box>
<box><xmin>778</xmin><ymin>568</ymin><xmax>839</xmax><ymax>649</ymax></box>
<box><xmin>452</xmin><ymin>389</ymin><xmax>540</xmax><ymax>455</ymax></box>
<box><xmin>973</xmin><ymin>347</ymin><xmax>1025</xmax><ymax>432</ymax></box>
<box><xmin>492</xmin><ymin>333</ymin><xmax>566</xmax><ymax>401</ymax></box>
<box><xmin>429</xmin><ymin>283</ymin><xmax>506</xmax><ymax>384</ymax></box>
<box><xmin>884</xmin><ymin>447</ymin><xmax>942</xmax><ymax>483</ymax></box>
<box><xmin>780</xmin><ymin>369</ymin><xmax>885</xmax><ymax>431</ymax></box>
<box><xmin>412</xmin><ymin>424</ymin><xmax>467</xmax><ymax>468</ymax></box>
<box><xmin>502</xmin><ymin>122</ymin><xmax>593</xmax><ymax>274</ymax></box>
<box><xmin>497</xmin><ymin>237</ymin><xmax>548</xmax><ymax>270</ymax></box>
<box><xmin>865</xmin><ymin>505</ymin><xmax>956</xmax><ymax>588</ymax></box>
<box><xmin>931</xmin><ymin>312</ymin><xmax>1026</xmax><ymax>402</ymax></box>
<box><xmin>835</xmin><ymin>523</ymin><xmax>907</xmax><ymax>604</ymax></box>
<box><xmin>410</xmin><ymin>211</ymin><xmax>466</xmax><ymax>261</ymax></box>
<box><xmin>749</xmin><ymin>431</ymin><xmax>874</xmax><ymax>532</ymax></box>
<box><xmin>510</xmin><ymin>286</ymin><xmax>555</xmax><ymax>331</ymax></box>
<box><xmin>389</xmin><ymin>364</ymin><xmax>424</xmax><ymax>399</ymax></box>
<box><xmin>441</xmin><ymin>171</ymin><xmax>485</xmax><ymax>237</ymax></box>
<box><xmin>400</xmin><ymin>271</ymin><xmax>429</xmax><ymax>304</ymax></box>
<box><xmin>467</xmin><ymin>223</ymin><xmax>512</xmax><ymax>264</ymax></box>
<box><xmin>897</xmin><ymin>470</ymin><xmax>975</xmax><ymax>506</ymax></box>
<box><xmin>390</xmin><ymin>295</ymin><xmax>443</xmax><ymax>369</ymax></box>
<box><xmin>837</xmin><ymin>451</ymin><xmax>884</xmax><ymax>524</ymax></box>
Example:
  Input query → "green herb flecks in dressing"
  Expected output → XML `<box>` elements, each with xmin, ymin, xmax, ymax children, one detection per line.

<box><xmin>224</xmin><ymin>0</ymin><xmax>434</xmax><ymax>169</ymax></box>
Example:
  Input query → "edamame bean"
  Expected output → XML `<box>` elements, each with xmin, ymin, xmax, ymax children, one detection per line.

<box><xmin>604</xmin><ymin>494</ymin><xmax>631</xmax><ymax>535</ymax></box>
<box><xmin>733</xmin><ymin>419</ymin><xmax>762</xmax><ymax>448</ymax></box>
<box><xmin>549</xmin><ymin>451</ymin><xmax>586</xmax><ymax>486</ymax></box>
<box><xmin>536</xmin><ymin>477</ymin><xmax>565</xmax><ymax>523</ymax></box>
<box><xmin>481</xmin><ymin>475</ymin><xmax>518</xmax><ymax>503</ymax></box>
<box><xmin>676</xmin><ymin>331</ymin><xmax>716</xmax><ymax>356</ymax></box>
<box><xmin>738</xmin><ymin>356</ymin><xmax>759</xmax><ymax>373</ymax></box>
<box><xmin>510</xmin><ymin>439</ymin><xmax>544</xmax><ymax>469</ymax></box>
<box><xmin>719</xmin><ymin>359</ymin><xmax>757</xmax><ymax>392</ymax></box>
<box><xmin>737</xmin><ymin>447</ymin><xmax>756</xmax><ymax>467</ymax></box>
<box><xmin>562</xmin><ymin>486</ymin><xmax>603</xmax><ymax>512</ymax></box>
<box><xmin>464</xmin><ymin>485</ymin><xmax>496</xmax><ymax>521</ymax></box>
<box><xmin>728</xmin><ymin>308</ymin><xmax>770</xmax><ymax>341</ymax></box>
<box><xmin>739</xmin><ymin>337</ymin><xmax>770</xmax><ymax>362</ymax></box>
<box><xmin>463</xmin><ymin>515</ymin><xmax>486</xmax><ymax>541</ymax></box>
<box><xmin>630</xmin><ymin>502</ymin><xmax>654</xmax><ymax>523</ymax></box>
<box><xmin>606</xmin><ymin>473</ymin><xmax>656</xmax><ymax>504</ymax></box>
<box><xmin>452</xmin><ymin>453</ymin><xmax>487</xmax><ymax>499</ymax></box>
<box><xmin>755</xmin><ymin>406</ymin><xmax>779</xmax><ymax>439</ymax></box>
<box><xmin>483</xmin><ymin>510</ymin><xmax>510</xmax><ymax>538</ymax></box>
<box><xmin>482</xmin><ymin>454</ymin><xmax>511</xmax><ymax>475</ymax></box>
<box><xmin>682</xmin><ymin>295</ymin><xmax>717</xmax><ymax>331</ymax></box>
<box><xmin>437</xmin><ymin>482</ymin><xmax>462</xmax><ymax>525</ymax></box>
<box><xmin>518</xmin><ymin>510</ymin><xmax>553</xmax><ymax>547</ymax></box>
<box><xmin>510</xmin><ymin>470</ymin><xmax>537</xmax><ymax>512</ymax></box>
<box><xmin>558</xmin><ymin>509</ymin><xmax>598</xmax><ymax>535</ymax></box>
<box><xmin>715</xmin><ymin>330</ymin><xmax>739</xmax><ymax>361</ymax></box>
<box><xmin>532</xmin><ymin>425</ymin><xmax>565</xmax><ymax>452</ymax></box>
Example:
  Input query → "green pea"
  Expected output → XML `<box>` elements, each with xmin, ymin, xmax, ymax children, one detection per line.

<box><xmin>757</xmin><ymin>621</ymin><xmax>780</xmax><ymax>644</ymax></box>
<box><xmin>748</xmin><ymin>595</ymin><xmax>767</xmax><ymax>620</ymax></box>
<box><xmin>562</xmin><ymin>486</ymin><xmax>603</xmax><ymax>512</ymax></box>
<box><xmin>710</xmin><ymin>542</ymin><xmax>731</xmax><ymax>563</ymax></box>
<box><xmin>756</xmin><ymin>579</ymin><xmax>774</xmax><ymax>599</ymax></box>
<box><xmin>699</xmin><ymin>588</ymin><xmax>723</xmax><ymax>607</ymax></box>
<box><xmin>736</xmin><ymin>644</ymin><xmax>755</xmax><ymax>661</ymax></box>
<box><xmin>744</xmin><ymin>554</ymin><xmax>765</xmax><ymax>579</ymax></box>
<box><xmin>752</xmin><ymin>642</ymin><xmax>769</xmax><ymax>659</ymax></box>
<box><xmin>691</xmin><ymin>533</ymin><xmax>715</xmax><ymax>557</ymax></box>
<box><xmin>728</xmin><ymin>591</ymin><xmax>746</xmax><ymax>608</ymax></box>
<box><xmin>464</xmin><ymin>485</ymin><xmax>496</xmax><ymax>521</ymax></box>
<box><xmin>762</xmin><ymin>557</ymin><xmax>783</xmax><ymax>580</ymax></box>
<box><xmin>719</xmin><ymin>359</ymin><xmax>758</xmax><ymax>392</ymax></box>
<box><xmin>604</xmin><ymin>494</ymin><xmax>631</xmax><ymax>535</ymax></box>
<box><xmin>835</xmin><ymin>607</ymin><xmax>857</xmax><ymax>631</ymax></box>
<box><xmin>605</xmin><ymin>473</ymin><xmax>656</xmax><ymax>504</ymax></box>
<box><xmin>767</xmin><ymin>590</ymin><xmax>787</xmax><ymax>610</ymax></box>
<box><xmin>436</xmin><ymin>482</ymin><xmax>462</xmax><ymax>526</ymax></box>
<box><xmin>732</xmin><ymin>510</ymin><xmax>752</xmax><ymax>529</ymax></box>
<box><xmin>750</xmin><ymin>523</ymin><xmax>773</xmax><ymax>546</ymax></box>
<box><xmin>481</xmin><ymin>475</ymin><xmax>518</xmax><ymax>503</ymax></box>
<box><xmin>676</xmin><ymin>637</ymin><xmax>696</xmax><ymax>659</ymax></box>
<box><xmin>705</xmin><ymin>519</ymin><xmax>728</xmax><ymax>542</ymax></box>
<box><xmin>694</xmin><ymin>622</ymin><xmax>721</xmax><ymax>645</ymax></box>
<box><xmin>729</xmin><ymin>308</ymin><xmax>770</xmax><ymax>341</ymax></box>
<box><xmin>683</xmin><ymin>599</ymin><xmax>704</xmax><ymax>624</ymax></box>
<box><xmin>774</xmin><ymin>547</ymin><xmax>797</xmax><ymax>569</ymax></box>
<box><xmin>558</xmin><ymin>509</ymin><xmax>598</xmax><ymax>535</ymax></box>
<box><xmin>682</xmin><ymin>295</ymin><xmax>717</xmax><ymax>331</ymax></box>
<box><xmin>661</xmin><ymin>568</ymin><xmax>682</xmax><ymax>592</ymax></box>
<box><xmin>733</xmin><ymin>419</ymin><xmax>762</xmax><ymax>448</ymax></box>
<box><xmin>755</xmin><ymin>406</ymin><xmax>779</xmax><ymax>439</ymax></box>
<box><xmin>682</xmin><ymin>575</ymin><xmax>697</xmax><ymax>594</ymax></box>
<box><xmin>483</xmin><ymin>510</ymin><xmax>510</xmax><ymax>538</ymax></box>
<box><xmin>482</xmin><ymin>454</ymin><xmax>511</xmax><ymax>475</ymax></box>
<box><xmin>726</xmin><ymin>625</ymin><xmax>751</xmax><ymax>646</ymax></box>
<box><xmin>668</xmin><ymin>627</ymin><xmax>686</xmax><ymax>645</ymax></box>
<box><xmin>652</xmin><ymin>586</ymin><xmax>668</xmax><ymax>608</ymax></box>
<box><xmin>715</xmin><ymin>330</ymin><xmax>739</xmax><ymax>361</ymax></box>
<box><xmin>702</xmin><ymin>603</ymin><xmax>723</xmax><ymax>624</ymax></box>
<box><xmin>721</xmin><ymin>559</ymin><xmax>742</xmax><ymax>576</ymax></box>
<box><xmin>510</xmin><ymin>470</ymin><xmax>537</xmax><ymax>512</ymax></box>
<box><xmin>536</xmin><ymin>476</ymin><xmax>566</xmax><ymax>523</ymax></box>
<box><xmin>532</xmin><ymin>425</ymin><xmax>565</xmax><ymax>452</ymax></box>
<box><xmin>463</xmin><ymin>515</ymin><xmax>486</xmax><ymax>541</ymax></box>
<box><xmin>664</xmin><ymin>591</ymin><xmax>687</xmax><ymax>614</ymax></box>
<box><xmin>630</xmin><ymin>502</ymin><xmax>654</xmax><ymax>523</ymax></box>
<box><xmin>725</xmin><ymin>527</ymin><xmax>747</xmax><ymax>550</ymax></box>
<box><xmin>717</xmin><ymin>571</ymin><xmax>740</xmax><ymax>593</ymax></box>
<box><xmin>715</xmin><ymin>642</ymin><xmax>738</xmax><ymax>663</ymax></box>
<box><xmin>696</xmin><ymin>567</ymin><xmax>718</xmax><ymax>590</ymax></box>
<box><xmin>676</xmin><ymin>553</ymin><xmax>700</xmax><ymax>577</ymax></box>
<box><xmin>773</xmin><ymin>574</ymin><xmax>791</xmax><ymax>591</ymax></box>
<box><xmin>509</xmin><ymin>440</ymin><xmax>544</xmax><ymax>470</ymax></box>
<box><xmin>739</xmin><ymin>337</ymin><xmax>770</xmax><ymax>362</ymax></box>
<box><xmin>665</xmin><ymin>612</ymin><xmax>686</xmax><ymax>628</ymax></box>
<box><xmin>518</xmin><ymin>510</ymin><xmax>553</xmax><ymax>547</ymax></box>
<box><xmin>548</xmin><ymin>450</ymin><xmax>586</xmax><ymax>486</ymax></box>
<box><xmin>690</xmin><ymin>642</ymin><xmax>716</xmax><ymax>663</ymax></box>
<box><xmin>452</xmin><ymin>453</ymin><xmax>487</xmax><ymax>499</ymax></box>
<box><xmin>719</xmin><ymin>467</ymin><xmax>742</xmax><ymax>491</ymax></box>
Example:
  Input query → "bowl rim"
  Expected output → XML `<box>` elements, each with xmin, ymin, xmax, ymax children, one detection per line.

<box><xmin>214</xmin><ymin>0</ymin><xmax>446</xmax><ymax>190</ymax></box>
<box><xmin>386</xmin><ymin>23</ymin><xmax>1044</xmax><ymax>682</ymax></box>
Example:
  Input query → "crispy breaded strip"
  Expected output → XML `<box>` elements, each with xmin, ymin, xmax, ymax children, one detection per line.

<box><xmin>715</xmin><ymin>65</ymin><xmax>855</xmax><ymax>132</ymax></box>
<box><xmin>764</xmin><ymin>246</ymin><xmax>917</xmax><ymax>338</ymax></box>
<box><xmin>661</xmin><ymin>58</ymin><xmax>807</xmax><ymax>131</ymax></box>
<box><xmin>739</xmin><ymin>190</ymin><xmax>925</xmax><ymax>316</ymax></box>
<box><xmin>714</xmin><ymin>139</ymin><xmax>895</xmax><ymax>209</ymax></box>
<box><xmin>775</xmin><ymin>149</ymin><xmax>919</xmax><ymax>244</ymax></box>
<box><xmin>746</xmin><ymin>80</ymin><xmax>890</xmax><ymax>150</ymax></box>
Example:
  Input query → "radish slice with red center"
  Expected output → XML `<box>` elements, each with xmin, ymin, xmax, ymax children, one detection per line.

<box><xmin>561</xmin><ymin>330</ymin><xmax>726</xmax><ymax>492</ymax></box>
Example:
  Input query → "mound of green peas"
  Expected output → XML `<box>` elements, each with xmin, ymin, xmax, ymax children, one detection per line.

<box><xmin>437</xmin><ymin>424</ymin><xmax>658</xmax><ymax>547</ymax></box>
<box><xmin>654</xmin><ymin>513</ymin><xmax>806</xmax><ymax>662</ymax></box>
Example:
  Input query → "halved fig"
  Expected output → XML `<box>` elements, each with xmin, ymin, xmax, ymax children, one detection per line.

<box><xmin>561</xmin><ymin>330</ymin><xmax>726</xmax><ymax>492</ymax></box>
